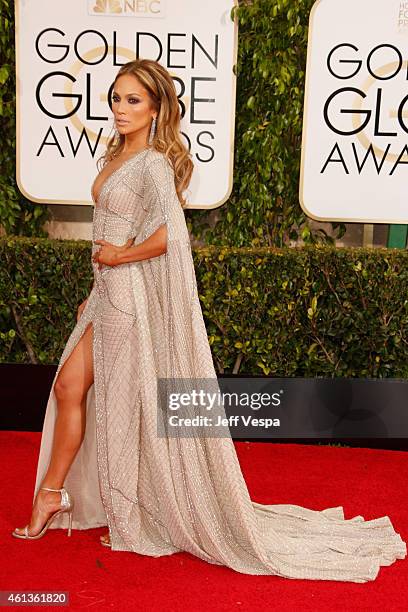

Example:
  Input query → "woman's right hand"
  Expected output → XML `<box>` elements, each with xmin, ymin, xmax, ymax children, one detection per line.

<box><xmin>77</xmin><ymin>298</ymin><xmax>88</xmax><ymax>321</ymax></box>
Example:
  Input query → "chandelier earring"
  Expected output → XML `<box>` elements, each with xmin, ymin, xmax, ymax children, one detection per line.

<box><xmin>148</xmin><ymin>116</ymin><xmax>157</xmax><ymax>145</ymax></box>
<box><xmin>111</xmin><ymin>118</ymin><xmax>120</xmax><ymax>141</ymax></box>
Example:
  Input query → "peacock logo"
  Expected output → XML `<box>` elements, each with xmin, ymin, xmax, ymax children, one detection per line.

<box><xmin>92</xmin><ymin>0</ymin><xmax>122</xmax><ymax>12</ymax></box>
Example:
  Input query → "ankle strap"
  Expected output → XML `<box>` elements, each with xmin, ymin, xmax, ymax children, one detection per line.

<box><xmin>40</xmin><ymin>486</ymin><xmax>71</xmax><ymax>509</ymax></box>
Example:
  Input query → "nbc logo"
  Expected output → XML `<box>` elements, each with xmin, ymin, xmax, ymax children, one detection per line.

<box><xmin>89</xmin><ymin>0</ymin><xmax>165</xmax><ymax>17</ymax></box>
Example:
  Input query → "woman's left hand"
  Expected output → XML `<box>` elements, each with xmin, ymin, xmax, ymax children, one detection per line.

<box><xmin>93</xmin><ymin>238</ymin><xmax>134</xmax><ymax>269</ymax></box>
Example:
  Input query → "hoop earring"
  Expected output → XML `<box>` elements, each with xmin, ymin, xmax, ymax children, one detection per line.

<box><xmin>148</xmin><ymin>116</ymin><xmax>156</xmax><ymax>145</ymax></box>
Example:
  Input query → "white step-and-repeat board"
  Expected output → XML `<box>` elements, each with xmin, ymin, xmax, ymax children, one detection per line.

<box><xmin>15</xmin><ymin>0</ymin><xmax>238</xmax><ymax>209</ymax></box>
<box><xmin>301</xmin><ymin>0</ymin><xmax>408</xmax><ymax>223</ymax></box>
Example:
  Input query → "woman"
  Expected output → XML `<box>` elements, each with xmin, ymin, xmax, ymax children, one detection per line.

<box><xmin>12</xmin><ymin>59</ymin><xmax>406</xmax><ymax>582</ymax></box>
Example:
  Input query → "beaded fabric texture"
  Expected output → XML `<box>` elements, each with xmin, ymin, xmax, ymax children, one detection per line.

<box><xmin>32</xmin><ymin>147</ymin><xmax>406</xmax><ymax>581</ymax></box>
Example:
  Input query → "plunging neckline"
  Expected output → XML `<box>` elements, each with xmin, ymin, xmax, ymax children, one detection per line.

<box><xmin>91</xmin><ymin>146</ymin><xmax>150</xmax><ymax>205</ymax></box>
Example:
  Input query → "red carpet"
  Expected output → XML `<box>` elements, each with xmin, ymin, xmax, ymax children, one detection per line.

<box><xmin>1</xmin><ymin>432</ymin><xmax>407</xmax><ymax>611</ymax></box>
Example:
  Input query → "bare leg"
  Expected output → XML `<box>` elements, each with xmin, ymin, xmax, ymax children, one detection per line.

<box><xmin>14</xmin><ymin>321</ymin><xmax>94</xmax><ymax>537</ymax></box>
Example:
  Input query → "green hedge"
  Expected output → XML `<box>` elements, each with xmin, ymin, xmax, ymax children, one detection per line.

<box><xmin>2</xmin><ymin>236</ymin><xmax>408</xmax><ymax>376</ymax></box>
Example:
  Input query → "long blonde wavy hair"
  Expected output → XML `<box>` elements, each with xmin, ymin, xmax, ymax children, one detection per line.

<box><xmin>98</xmin><ymin>59</ymin><xmax>193</xmax><ymax>208</ymax></box>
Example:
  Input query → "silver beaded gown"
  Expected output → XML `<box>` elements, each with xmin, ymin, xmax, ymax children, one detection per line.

<box><xmin>32</xmin><ymin>147</ymin><xmax>406</xmax><ymax>582</ymax></box>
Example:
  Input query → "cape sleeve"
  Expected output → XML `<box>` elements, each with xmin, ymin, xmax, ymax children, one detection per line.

<box><xmin>128</xmin><ymin>151</ymin><xmax>227</xmax><ymax>444</ymax></box>
<box><xmin>140</xmin><ymin>155</ymin><xmax>173</xmax><ymax>243</ymax></box>
<box><xmin>128</xmin><ymin>151</ymin><xmax>217</xmax><ymax>383</ymax></box>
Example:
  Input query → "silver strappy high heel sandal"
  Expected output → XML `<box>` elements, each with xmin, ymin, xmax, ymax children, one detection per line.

<box><xmin>11</xmin><ymin>487</ymin><xmax>75</xmax><ymax>539</ymax></box>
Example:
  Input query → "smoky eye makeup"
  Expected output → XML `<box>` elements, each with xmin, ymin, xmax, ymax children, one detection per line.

<box><xmin>112</xmin><ymin>94</ymin><xmax>141</xmax><ymax>103</ymax></box>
